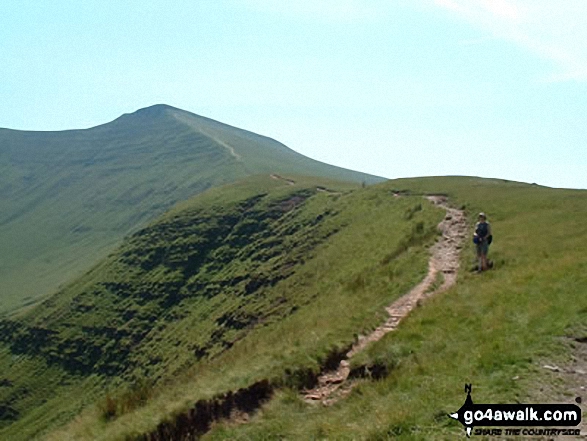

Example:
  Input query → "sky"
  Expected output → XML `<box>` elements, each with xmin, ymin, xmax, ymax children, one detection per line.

<box><xmin>1</xmin><ymin>0</ymin><xmax>586</xmax><ymax>189</ymax></box>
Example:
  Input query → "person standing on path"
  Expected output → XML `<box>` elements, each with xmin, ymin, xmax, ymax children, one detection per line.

<box><xmin>474</xmin><ymin>212</ymin><xmax>492</xmax><ymax>272</ymax></box>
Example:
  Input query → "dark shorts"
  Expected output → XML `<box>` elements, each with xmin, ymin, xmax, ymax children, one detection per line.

<box><xmin>476</xmin><ymin>241</ymin><xmax>489</xmax><ymax>257</ymax></box>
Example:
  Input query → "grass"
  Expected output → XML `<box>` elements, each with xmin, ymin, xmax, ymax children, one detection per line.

<box><xmin>201</xmin><ymin>177</ymin><xmax>587</xmax><ymax>440</ymax></box>
<box><xmin>97</xmin><ymin>379</ymin><xmax>154</xmax><ymax>421</ymax></box>
<box><xmin>3</xmin><ymin>175</ymin><xmax>584</xmax><ymax>440</ymax></box>
<box><xmin>0</xmin><ymin>174</ymin><xmax>439</xmax><ymax>441</ymax></box>
<box><xmin>0</xmin><ymin>104</ymin><xmax>383</xmax><ymax>313</ymax></box>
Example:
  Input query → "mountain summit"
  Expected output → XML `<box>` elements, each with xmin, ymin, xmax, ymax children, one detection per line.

<box><xmin>0</xmin><ymin>105</ymin><xmax>383</xmax><ymax>312</ymax></box>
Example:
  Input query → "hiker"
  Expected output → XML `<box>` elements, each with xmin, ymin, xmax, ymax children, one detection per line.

<box><xmin>473</xmin><ymin>212</ymin><xmax>492</xmax><ymax>272</ymax></box>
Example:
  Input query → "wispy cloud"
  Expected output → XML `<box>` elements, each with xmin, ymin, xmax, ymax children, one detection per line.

<box><xmin>479</xmin><ymin>0</ymin><xmax>519</xmax><ymax>19</ymax></box>
<box><xmin>239</xmin><ymin>0</ymin><xmax>587</xmax><ymax>81</ymax></box>
<box><xmin>430</xmin><ymin>0</ymin><xmax>587</xmax><ymax>81</ymax></box>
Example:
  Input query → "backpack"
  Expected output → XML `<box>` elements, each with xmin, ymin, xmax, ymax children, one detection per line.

<box><xmin>476</xmin><ymin>222</ymin><xmax>488</xmax><ymax>239</ymax></box>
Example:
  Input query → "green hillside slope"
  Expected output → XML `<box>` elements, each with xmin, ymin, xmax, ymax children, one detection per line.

<box><xmin>0</xmin><ymin>105</ymin><xmax>383</xmax><ymax>313</ymax></box>
<box><xmin>0</xmin><ymin>174</ymin><xmax>442</xmax><ymax>440</ymax></box>
<box><xmin>201</xmin><ymin>177</ymin><xmax>587</xmax><ymax>440</ymax></box>
<box><xmin>3</xmin><ymin>176</ymin><xmax>584</xmax><ymax>441</ymax></box>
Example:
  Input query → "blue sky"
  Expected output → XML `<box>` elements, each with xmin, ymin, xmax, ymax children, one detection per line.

<box><xmin>1</xmin><ymin>0</ymin><xmax>586</xmax><ymax>188</ymax></box>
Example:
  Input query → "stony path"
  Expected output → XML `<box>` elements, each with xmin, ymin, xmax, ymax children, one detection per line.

<box><xmin>304</xmin><ymin>195</ymin><xmax>467</xmax><ymax>404</ymax></box>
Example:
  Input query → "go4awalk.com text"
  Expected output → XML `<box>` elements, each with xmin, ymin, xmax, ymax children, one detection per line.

<box><xmin>449</xmin><ymin>384</ymin><xmax>581</xmax><ymax>437</ymax></box>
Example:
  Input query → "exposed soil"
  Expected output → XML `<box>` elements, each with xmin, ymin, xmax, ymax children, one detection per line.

<box><xmin>304</xmin><ymin>195</ymin><xmax>467</xmax><ymax>404</ymax></box>
<box><xmin>530</xmin><ymin>338</ymin><xmax>587</xmax><ymax>440</ymax></box>
<box><xmin>131</xmin><ymin>194</ymin><xmax>467</xmax><ymax>439</ymax></box>
<box><xmin>270</xmin><ymin>175</ymin><xmax>343</xmax><ymax>195</ymax></box>
<box><xmin>316</xmin><ymin>186</ymin><xmax>342</xmax><ymax>196</ymax></box>
<box><xmin>270</xmin><ymin>174</ymin><xmax>296</xmax><ymax>185</ymax></box>
<box><xmin>171</xmin><ymin>111</ymin><xmax>242</xmax><ymax>161</ymax></box>
<box><xmin>133</xmin><ymin>380</ymin><xmax>273</xmax><ymax>441</ymax></box>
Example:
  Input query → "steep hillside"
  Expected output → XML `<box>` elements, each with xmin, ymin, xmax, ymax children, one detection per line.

<box><xmin>0</xmin><ymin>175</ymin><xmax>442</xmax><ymax>440</ymax></box>
<box><xmin>0</xmin><ymin>105</ymin><xmax>383</xmax><ymax>312</ymax></box>
<box><xmin>4</xmin><ymin>176</ymin><xmax>583</xmax><ymax>441</ymax></box>
<box><xmin>201</xmin><ymin>177</ymin><xmax>587</xmax><ymax>440</ymax></box>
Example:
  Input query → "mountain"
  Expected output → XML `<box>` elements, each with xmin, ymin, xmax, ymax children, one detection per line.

<box><xmin>0</xmin><ymin>105</ymin><xmax>383</xmax><ymax>313</ymax></box>
<box><xmin>1</xmin><ymin>175</ymin><xmax>586</xmax><ymax>441</ymax></box>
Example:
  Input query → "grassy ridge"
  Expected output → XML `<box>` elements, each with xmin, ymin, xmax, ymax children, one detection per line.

<box><xmin>0</xmin><ymin>175</ymin><xmax>441</xmax><ymax>440</ymax></box>
<box><xmin>203</xmin><ymin>177</ymin><xmax>587</xmax><ymax>440</ymax></box>
<box><xmin>0</xmin><ymin>105</ymin><xmax>383</xmax><ymax>313</ymax></box>
<box><xmin>5</xmin><ymin>175</ymin><xmax>579</xmax><ymax>441</ymax></box>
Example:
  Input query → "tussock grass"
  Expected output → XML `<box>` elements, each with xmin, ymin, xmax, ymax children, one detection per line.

<box><xmin>1</xmin><ymin>174</ymin><xmax>440</xmax><ymax>441</ymax></box>
<box><xmin>98</xmin><ymin>380</ymin><xmax>154</xmax><ymax>421</ymax></box>
<box><xmin>202</xmin><ymin>177</ymin><xmax>587</xmax><ymax>440</ymax></box>
<box><xmin>5</xmin><ymin>176</ymin><xmax>583</xmax><ymax>440</ymax></box>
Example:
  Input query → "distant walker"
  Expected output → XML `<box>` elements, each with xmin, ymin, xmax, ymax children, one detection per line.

<box><xmin>473</xmin><ymin>212</ymin><xmax>493</xmax><ymax>272</ymax></box>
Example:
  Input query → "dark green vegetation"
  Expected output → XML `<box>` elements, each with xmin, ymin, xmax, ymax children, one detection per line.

<box><xmin>0</xmin><ymin>175</ymin><xmax>442</xmax><ymax>440</ymax></box>
<box><xmin>203</xmin><ymin>177</ymin><xmax>587</xmax><ymax>440</ymax></box>
<box><xmin>0</xmin><ymin>105</ymin><xmax>382</xmax><ymax>313</ymax></box>
<box><xmin>2</xmin><ymin>175</ymin><xmax>586</xmax><ymax>441</ymax></box>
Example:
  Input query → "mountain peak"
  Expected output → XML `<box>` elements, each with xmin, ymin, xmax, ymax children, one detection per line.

<box><xmin>130</xmin><ymin>104</ymin><xmax>178</xmax><ymax>117</ymax></box>
<box><xmin>109</xmin><ymin>104</ymin><xmax>181</xmax><ymax>127</ymax></box>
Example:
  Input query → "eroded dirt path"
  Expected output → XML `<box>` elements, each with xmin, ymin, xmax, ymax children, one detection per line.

<box><xmin>269</xmin><ymin>175</ymin><xmax>343</xmax><ymax>195</ymax></box>
<box><xmin>172</xmin><ymin>111</ymin><xmax>243</xmax><ymax>161</ymax></box>
<box><xmin>130</xmin><ymin>196</ymin><xmax>467</xmax><ymax>440</ymax></box>
<box><xmin>270</xmin><ymin>174</ymin><xmax>296</xmax><ymax>185</ymax></box>
<box><xmin>316</xmin><ymin>186</ymin><xmax>342</xmax><ymax>196</ymax></box>
<box><xmin>304</xmin><ymin>195</ymin><xmax>467</xmax><ymax>404</ymax></box>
